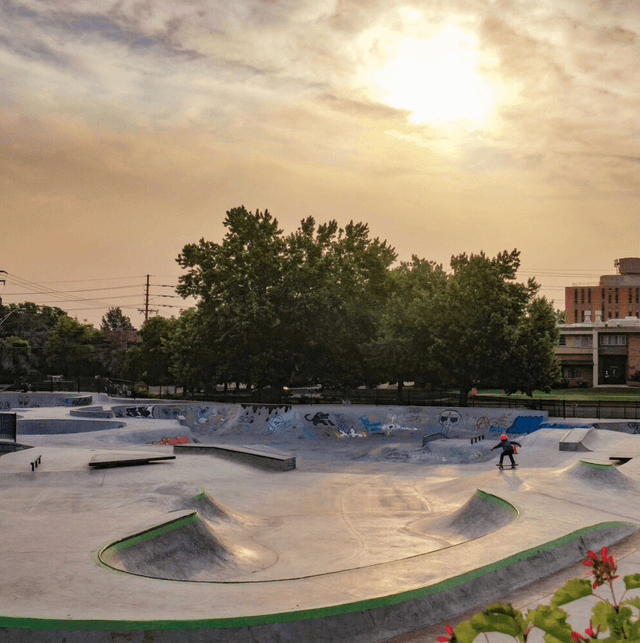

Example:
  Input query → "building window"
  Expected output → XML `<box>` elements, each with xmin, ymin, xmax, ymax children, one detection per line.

<box><xmin>600</xmin><ymin>334</ymin><xmax>627</xmax><ymax>346</ymax></box>
<box><xmin>559</xmin><ymin>335</ymin><xmax>566</xmax><ymax>346</ymax></box>
<box><xmin>575</xmin><ymin>311</ymin><xmax>579</xmax><ymax>323</ymax></box>
<box><xmin>574</xmin><ymin>290</ymin><xmax>578</xmax><ymax>303</ymax></box>
<box><xmin>588</xmin><ymin>288</ymin><xmax>591</xmax><ymax>304</ymax></box>
<box><xmin>581</xmin><ymin>289</ymin><xmax>585</xmax><ymax>303</ymax></box>
<box><xmin>564</xmin><ymin>366</ymin><xmax>585</xmax><ymax>379</ymax></box>
<box><xmin>615</xmin><ymin>288</ymin><xmax>619</xmax><ymax>303</ymax></box>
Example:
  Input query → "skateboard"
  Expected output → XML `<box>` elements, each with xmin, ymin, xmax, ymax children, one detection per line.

<box><xmin>497</xmin><ymin>463</ymin><xmax>518</xmax><ymax>470</ymax></box>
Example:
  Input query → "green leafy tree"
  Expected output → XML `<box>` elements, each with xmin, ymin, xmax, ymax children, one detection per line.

<box><xmin>0</xmin><ymin>336</ymin><xmax>34</xmax><ymax>385</ymax></box>
<box><xmin>177</xmin><ymin>207</ymin><xmax>397</xmax><ymax>394</ymax></box>
<box><xmin>101</xmin><ymin>307</ymin><xmax>134</xmax><ymax>331</ymax></box>
<box><xmin>44</xmin><ymin>316</ymin><xmax>104</xmax><ymax>377</ymax></box>
<box><xmin>369</xmin><ymin>256</ymin><xmax>447</xmax><ymax>396</ymax></box>
<box><xmin>0</xmin><ymin>303</ymin><xmax>68</xmax><ymax>378</ymax></box>
<box><xmin>502</xmin><ymin>296</ymin><xmax>562</xmax><ymax>396</ymax></box>
<box><xmin>178</xmin><ymin>206</ymin><xmax>287</xmax><ymax>390</ymax></box>
<box><xmin>429</xmin><ymin>250</ymin><xmax>538</xmax><ymax>406</ymax></box>
<box><xmin>166</xmin><ymin>308</ymin><xmax>218</xmax><ymax>395</ymax></box>
<box><xmin>137</xmin><ymin>316</ymin><xmax>178</xmax><ymax>387</ymax></box>
<box><xmin>282</xmin><ymin>217</ymin><xmax>397</xmax><ymax>392</ymax></box>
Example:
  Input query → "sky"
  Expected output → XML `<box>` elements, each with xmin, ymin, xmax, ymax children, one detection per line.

<box><xmin>1</xmin><ymin>0</ymin><xmax>639</xmax><ymax>329</ymax></box>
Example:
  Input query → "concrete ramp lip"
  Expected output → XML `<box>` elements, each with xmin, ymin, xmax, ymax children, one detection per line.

<box><xmin>561</xmin><ymin>459</ymin><xmax>638</xmax><ymax>491</ymax></box>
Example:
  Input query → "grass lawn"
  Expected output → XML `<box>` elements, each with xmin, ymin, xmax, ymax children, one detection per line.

<box><xmin>476</xmin><ymin>387</ymin><xmax>640</xmax><ymax>401</ymax></box>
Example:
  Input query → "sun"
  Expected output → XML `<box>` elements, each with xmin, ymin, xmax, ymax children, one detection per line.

<box><xmin>371</xmin><ymin>25</ymin><xmax>496</xmax><ymax>124</ymax></box>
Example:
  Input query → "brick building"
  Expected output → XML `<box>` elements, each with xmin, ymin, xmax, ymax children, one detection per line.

<box><xmin>565</xmin><ymin>257</ymin><xmax>640</xmax><ymax>324</ymax></box>
<box><xmin>558</xmin><ymin>258</ymin><xmax>640</xmax><ymax>385</ymax></box>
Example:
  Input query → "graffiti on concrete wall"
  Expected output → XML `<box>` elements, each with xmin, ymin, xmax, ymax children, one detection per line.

<box><xmin>147</xmin><ymin>436</ymin><xmax>189</xmax><ymax>445</ymax></box>
<box><xmin>158</xmin><ymin>406</ymin><xmax>183</xmax><ymax>419</ymax></box>
<box><xmin>121</xmin><ymin>406</ymin><xmax>153</xmax><ymax>418</ymax></box>
<box><xmin>192</xmin><ymin>406</ymin><xmax>218</xmax><ymax>425</ymax></box>
<box><xmin>305</xmin><ymin>412</ymin><xmax>334</xmax><ymax>427</ymax></box>
<box><xmin>337</xmin><ymin>428</ymin><xmax>366</xmax><ymax>438</ymax></box>
<box><xmin>268</xmin><ymin>408</ymin><xmax>300</xmax><ymax>434</ymax></box>
<box><xmin>438</xmin><ymin>410</ymin><xmax>461</xmax><ymax>436</ymax></box>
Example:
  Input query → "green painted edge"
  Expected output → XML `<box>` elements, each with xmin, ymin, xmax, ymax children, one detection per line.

<box><xmin>578</xmin><ymin>460</ymin><xmax>614</xmax><ymax>469</ymax></box>
<box><xmin>2</xmin><ymin>520</ymin><xmax>635</xmax><ymax>632</ymax></box>
<box><xmin>99</xmin><ymin>511</ymin><xmax>199</xmax><ymax>564</ymax></box>
<box><xmin>192</xmin><ymin>486</ymin><xmax>207</xmax><ymax>500</ymax></box>
<box><xmin>475</xmin><ymin>489</ymin><xmax>519</xmax><ymax>517</ymax></box>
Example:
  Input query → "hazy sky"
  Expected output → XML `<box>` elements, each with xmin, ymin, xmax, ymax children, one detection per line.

<box><xmin>2</xmin><ymin>0</ymin><xmax>639</xmax><ymax>328</ymax></box>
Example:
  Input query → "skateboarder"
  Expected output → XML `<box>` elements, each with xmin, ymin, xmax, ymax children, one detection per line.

<box><xmin>491</xmin><ymin>434</ymin><xmax>521</xmax><ymax>469</ymax></box>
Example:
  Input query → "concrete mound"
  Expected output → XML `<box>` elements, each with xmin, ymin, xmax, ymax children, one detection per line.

<box><xmin>405</xmin><ymin>490</ymin><xmax>518</xmax><ymax>543</ymax></box>
<box><xmin>561</xmin><ymin>460</ymin><xmax>637</xmax><ymax>491</ymax></box>
<box><xmin>100</xmin><ymin>510</ymin><xmax>277</xmax><ymax>581</ymax></box>
<box><xmin>134</xmin><ymin>483</ymin><xmax>272</xmax><ymax>527</ymax></box>
<box><xmin>437</xmin><ymin>490</ymin><xmax>518</xmax><ymax>539</ymax></box>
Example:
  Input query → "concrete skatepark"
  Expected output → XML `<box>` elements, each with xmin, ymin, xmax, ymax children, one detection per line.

<box><xmin>2</xmin><ymin>394</ymin><xmax>640</xmax><ymax>641</ymax></box>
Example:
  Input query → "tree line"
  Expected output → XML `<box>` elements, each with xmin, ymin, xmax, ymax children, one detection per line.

<box><xmin>0</xmin><ymin>207</ymin><xmax>561</xmax><ymax>405</ymax></box>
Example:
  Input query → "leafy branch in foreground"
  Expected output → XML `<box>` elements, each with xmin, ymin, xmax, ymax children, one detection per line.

<box><xmin>437</xmin><ymin>547</ymin><xmax>640</xmax><ymax>642</ymax></box>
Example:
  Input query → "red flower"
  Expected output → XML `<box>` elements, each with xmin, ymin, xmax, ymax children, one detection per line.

<box><xmin>571</xmin><ymin>632</ymin><xmax>585</xmax><ymax>642</ymax></box>
<box><xmin>583</xmin><ymin>547</ymin><xmax>618</xmax><ymax>588</ymax></box>
<box><xmin>437</xmin><ymin>624</ymin><xmax>454</xmax><ymax>642</ymax></box>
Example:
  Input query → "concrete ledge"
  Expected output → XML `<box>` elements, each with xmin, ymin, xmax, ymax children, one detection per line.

<box><xmin>559</xmin><ymin>428</ymin><xmax>594</xmax><ymax>451</ymax></box>
<box><xmin>0</xmin><ymin>521</ymin><xmax>636</xmax><ymax>643</ymax></box>
<box><xmin>70</xmin><ymin>406</ymin><xmax>114</xmax><ymax>419</ymax></box>
<box><xmin>173</xmin><ymin>443</ymin><xmax>296</xmax><ymax>471</ymax></box>
<box><xmin>0</xmin><ymin>440</ymin><xmax>31</xmax><ymax>453</ymax></box>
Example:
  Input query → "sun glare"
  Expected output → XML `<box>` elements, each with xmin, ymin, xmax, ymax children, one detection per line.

<box><xmin>371</xmin><ymin>26</ymin><xmax>495</xmax><ymax>124</ymax></box>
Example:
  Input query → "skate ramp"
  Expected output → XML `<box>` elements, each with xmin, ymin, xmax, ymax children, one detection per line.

<box><xmin>99</xmin><ymin>486</ymin><xmax>518</xmax><ymax>583</ymax></box>
<box><xmin>17</xmin><ymin>418</ymin><xmax>125</xmax><ymax>434</ymax></box>
<box><xmin>406</xmin><ymin>490</ymin><xmax>518</xmax><ymax>543</ymax></box>
<box><xmin>0</xmin><ymin>392</ymin><xmax>92</xmax><ymax>408</ymax></box>
<box><xmin>560</xmin><ymin>460</ymin><xmax>638</xmax><ymax>491</ymax></box>
<box><xmin>580</xmin><ymin>428</ymin><xmax>640</xmax><ymax>455</ymax></box>
<box><xmin>100</xmin><ymin>510</ymin><xmax>278</xmax><ymax>581</ymax></box>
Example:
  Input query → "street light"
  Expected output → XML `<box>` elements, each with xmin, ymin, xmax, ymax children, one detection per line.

<box><xmin>0</xmin><ymin>308</ymin><xmax>27</xmax><ymax>328</ymax></box>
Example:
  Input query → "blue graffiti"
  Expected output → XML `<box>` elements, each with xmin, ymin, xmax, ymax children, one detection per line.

<box><xmin>508</xmin><ymin>415</ymin><xmax>545</xmax><ymax>434</ymax></box>
<box><xmin>358</xmin><ymin>416</ymin><xmax>383</xmax><ymax>432</ymax></box>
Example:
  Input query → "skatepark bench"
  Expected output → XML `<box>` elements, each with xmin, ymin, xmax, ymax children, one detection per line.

<box><xmin>172</xmin><ymin>443</ymin><xmax>296</xmax><ymax>471</ymax></box>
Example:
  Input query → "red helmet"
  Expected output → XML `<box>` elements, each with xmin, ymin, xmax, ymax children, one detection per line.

<box><xmin>500</xmin><ymin>435</ymin><xmax>508</xmax><ymax>440</ymax></box>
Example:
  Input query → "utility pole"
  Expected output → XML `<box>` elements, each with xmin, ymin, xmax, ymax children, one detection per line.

<box><xmin>144</xmin><ymin>274</ymin><xmax>150</xmax><ymax>323</ymax></box>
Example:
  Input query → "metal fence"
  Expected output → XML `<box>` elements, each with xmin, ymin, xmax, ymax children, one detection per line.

<box><xmin>0</xmin><ymin>414</ymin><xmax>16</xmax><ymax>442</ymax></box>
<box><xmin>29</xmin><ymin>378</ymin><xmax>130</xmax><ymax>396</ymax></box>
<box><xmin>13</xmin><ymin>380</ymin><xmax>640</xmax><ymax>420</ymax></box>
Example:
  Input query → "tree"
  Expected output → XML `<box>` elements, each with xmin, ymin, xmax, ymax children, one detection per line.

<box><xmin>176</xmin><ymin>207</ymin><xmax>397</xmax><ymax>394</ymax></box>
<box><xmin>369</xmin><ymin>256</ymin><xmax>447</xmax><ymax>396</ymax></box>
<box><xmin>429</xmin><ymin>250</ymin><xmax>539</xmax><ymax>406</ymax></box>
<box><xmin>282</xmin><ymin>217</ymin><xmax>397</xmax><ymax>391</ymax></box>
<box><xmin>166</xmin><ymin>308</ymin><xmax>218</xmax><ymax>395</ymax></box>
<box><xmin>0</xmin><ymin>336</ymin><xmax>34</xmax><ymax>385</ymax></box>
<box><xmin>44</xmin><ymin>316</ymin><xmax>104</xmax><ymax>377</ymax></box>
<box><xmin>502</xmin><ymin>296</ymin><xmax>562</xmax><ymax>396</ymax></box>
<box><xmin>137</xmin><ymin>316</ymin><xmax>178</xmax><ymax>387</ymax></box>
<box><xmin>0</xmin><ymin>303</ymin><xmax>68</xmax><ymax>378</ymax></box>
<box><xmin>178</xmin><ymin>206</ymin><xmax>287</xmax><ymax>390</ymax></box>
<box><xmin>101</xmin><ymin>307</ymin><xmax>134</xmax><ymax>332</ymax></box>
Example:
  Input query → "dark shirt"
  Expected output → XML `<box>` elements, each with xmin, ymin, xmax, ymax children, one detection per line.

<box><xmin>492</xmin><ymin>439</ymin><xmax>521</xmax><ymax>452</ymax></box>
